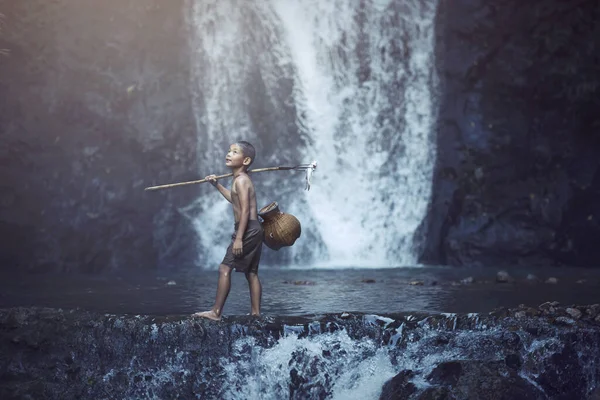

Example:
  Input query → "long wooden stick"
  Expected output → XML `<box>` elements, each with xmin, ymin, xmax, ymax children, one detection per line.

<box><xmin>144</xmin><ymin>165</ymin><xmax>310</xmax><ymax>191</ymax></box>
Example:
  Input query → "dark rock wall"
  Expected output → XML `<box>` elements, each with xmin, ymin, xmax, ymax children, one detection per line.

<box><xmin>0</xmin><ymin>0</ymin><xmax>199</xmax><ymax>272</ymax></box>
<box><xmin>423</xmin><ymin>0</ymin><xmax>600</xmax><ymax>267</ymax></box>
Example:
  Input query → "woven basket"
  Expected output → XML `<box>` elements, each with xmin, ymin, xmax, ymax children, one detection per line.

<box><xmin>258</xmin><ymin>201</ymin><xmax>301</xmax><ymax>251</ymax></box>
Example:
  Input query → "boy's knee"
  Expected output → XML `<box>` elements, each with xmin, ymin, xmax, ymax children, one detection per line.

<box><xmin>219</xmin><ymin>264</ymin><xmax>232</xmax><ymax>275</ymax></box>
<box><xmin>245</xmin><ymin>272</ymin><xmax>258</xmax><ymax>281</ymax></box>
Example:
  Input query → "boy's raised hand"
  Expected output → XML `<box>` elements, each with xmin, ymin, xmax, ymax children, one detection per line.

<box><xmin>205</xmin><ymin>174</ymin><xmax>218</xmax><ymax>187</ymax></box>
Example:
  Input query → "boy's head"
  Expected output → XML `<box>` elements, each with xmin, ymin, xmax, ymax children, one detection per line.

<box><xmin>227</xmin><ymin>141</ymin><xmax>255</xmax><ymax>169</ymax></box>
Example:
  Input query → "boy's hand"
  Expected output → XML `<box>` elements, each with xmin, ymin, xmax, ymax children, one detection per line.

<box><xmin>205</xmin><ymin>174</ymin><xmax>218</xmax><ymax>187</ymax></box>
<box><xmin>233</xmin><ymin>238</ymin><xmax>243</xmax><ymax>257</ymax></box>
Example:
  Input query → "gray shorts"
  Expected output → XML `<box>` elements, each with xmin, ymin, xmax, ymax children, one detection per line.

<box><xmin>221</xmin><ymin>220</ymin><xmax>264</xmax><ymax>273</ymax></box>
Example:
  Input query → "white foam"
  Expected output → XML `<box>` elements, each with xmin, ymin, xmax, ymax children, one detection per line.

<box><xmin>220</xmin><ymin>330</ymin><xmax>398</xmax><ymax>400</ymax></box>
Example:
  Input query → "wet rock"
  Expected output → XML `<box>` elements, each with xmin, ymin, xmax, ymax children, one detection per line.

<box><xmin>536</xmin><ymin>342</ymin><xmax>587</xmax><ymax>399</ymax></box>
<box><xmin>501</xmin><ymin>331</ymin><xmax>521</xmax><ymax>347</ymax></box>
<box><xmin>576</xmin><ymin>279</ymin><xmax>587</xmax><ymax>284</ymax></box>
<box><xmin>289</xmin><ymin>368</ymin><xmax>308</xmax><ymax>397</ymax></box>
<box><xmin>514</xmin><ymin>311</ymin><xmax>527</xmax><ymax>319</ymax></box>
<box><xmin>496</xmin><ymin>271</ymin><xmax>514</xmax><ymax>283</ymax></box>
<box><xmin>423</xmin><ymin>360</ymin><xmax>545</xmax><ymax>400</ymax></box>
<box><xmin>409</xmin><ymin>281</ymin><xmax>424</xmax><ymax>286</ymax></box>
<box><xmin>540</xmin><ymin>301</ymin><xmax>560</xmax><ymax>309</ymax></box>
<box><xmin>526</xmin><ymin>308</ymin><xmax>541</xmax><ymax>317</ymax></box>
<box><xmin>283</xmin><ymin>281</ymin><xmax>316</xmax><ymax>286</ymax></box>
<box><xmin>504</xmin><ymin>354</ymin><xmax>522</xmax><ymax>370</ymax></box>
<box><xmin>460</xmin><ymin>276</ymin><xmax>474</xmax><ymax>285</ymax></box>
<box><xmin>379</xmin><ymin>370</ymin><xmax>416</xmax><ymax>400</ymax></box>
<box><xmin>545</xmin><ymin>277</ymin><xmax>559</xmax><ymax>284</ymax></box>
<box><xmin>166</xmin><ymin>280</ymin><xmax>177</xmax><ymax>286</ymax></box>
<box><xmin>585</xmin><ymin>304</ymin><xmax>600</xmax><ymax>318</ymax></box>
<box><xmin>416</xmin><ymin>386</ymin><xmax>453</xmax><ymax>400</ymax></box>
<box><xmin>565</xmin><ymin>308</ymin><xmax>582</xmax><ymax>320</ymax></box>
<box><xmin>361</xmin><ymin>278</ymin><xmax>376</xmax><ymax>283</ymax></box>
<box><xmin>554</xmin><ymin>316</ymin><xmax>576</xmax><ymax>326</ymax></box>
<box><xmin>526</xmin><ymin>274</ymin><xmax>540</xmax><ymax>282</ymax></box>
<box><xmin>515</xmin><ymin>306</ymin><xmax>542</xmax><ymax>318</ymax></box>
<box><xmin>489</xmin><ymin>307</ymin><xmax>510</xmax><ymax>319</ymax></box>
<box><xmin>427</xmin><ymin>361</ymin><xmax>462</xmax><ymax>386</ymax></box>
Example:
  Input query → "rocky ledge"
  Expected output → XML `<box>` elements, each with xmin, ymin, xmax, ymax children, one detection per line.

<box><xmin>1</xmin><ymin>304</ymin><xmax>599</xmax><ymax>399</ymax></box>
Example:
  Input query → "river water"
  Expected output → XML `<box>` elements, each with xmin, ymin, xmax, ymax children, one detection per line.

<box><xmin>2</xmin><ymin>266</ymin><xmax>599</xmax><ymax>316</ymax></box>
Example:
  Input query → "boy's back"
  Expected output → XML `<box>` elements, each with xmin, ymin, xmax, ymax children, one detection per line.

<box><xmin>230</xmin><ymin>173</ymin><xmax>258</xmax><ymax>223</ymax></box>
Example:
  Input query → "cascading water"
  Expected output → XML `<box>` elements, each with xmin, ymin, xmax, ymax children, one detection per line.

<box><xmin>186</xmin><ymin>0</ymin><xmax>439</xmax><ymax>268</ymax></box>
<box><xmin>220</xmin><ymin>330</ymin><xmax>399</xmax><ymax>400</ymax></box>
<box><xmin>2</xmin><ymin>307</ymin><xmax>600</xmax><ymax>399</ymax></box>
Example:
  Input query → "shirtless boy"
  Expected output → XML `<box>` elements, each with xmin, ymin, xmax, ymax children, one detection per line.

<box><xmin>193</xmin><ymin>141</ymin><xmax>264</xmax><ymax>321</ymax></box>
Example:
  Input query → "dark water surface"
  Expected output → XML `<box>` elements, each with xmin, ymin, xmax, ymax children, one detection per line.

<box><xmin>1</xmin><ymin>266</ymin><xmax>599</xmax><ymax>316</ymax></box>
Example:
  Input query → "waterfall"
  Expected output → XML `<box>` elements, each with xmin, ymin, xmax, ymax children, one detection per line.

<box><xmin>186</xmin><ymin>0</ymin><xmax>439</xmax><ymax>268</ymax></box>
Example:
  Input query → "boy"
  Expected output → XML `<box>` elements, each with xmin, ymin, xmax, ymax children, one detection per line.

<box><xmin>193</xmin><ymin>141</ymin><xmax>264</xmax><ymax>321</ymax></box>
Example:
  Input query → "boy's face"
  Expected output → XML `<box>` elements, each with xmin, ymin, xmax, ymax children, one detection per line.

<box><xmin>225</xmin><ymin>144</ymin><xmax>251</xmax><ymax>168</ymax></box>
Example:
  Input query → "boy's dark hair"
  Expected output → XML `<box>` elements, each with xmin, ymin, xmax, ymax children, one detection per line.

<box><xmin>236</xmin><ymin>141</ymin><xmax>256</xmax><ymax>166</ymax></box>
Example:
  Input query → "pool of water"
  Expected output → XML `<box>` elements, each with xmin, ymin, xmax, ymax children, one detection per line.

<box><xmin>1</xmin><ymin>265</ymin><xmax>599</xmax><ymax>316</ymax></box>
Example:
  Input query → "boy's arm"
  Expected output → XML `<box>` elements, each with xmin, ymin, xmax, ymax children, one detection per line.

<box><xmin>206</xmin><ymin>175</ymin><xmax>231</xmax><ymax>203</ymax></box>
<box><xmin>232</xmin><ymin>177</ymin><xmax>251</xmax><ymax>256</ymax></box>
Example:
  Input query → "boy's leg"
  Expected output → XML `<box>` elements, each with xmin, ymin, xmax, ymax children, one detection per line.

<box><xmin>213</xmin><ymin>263</ymin><xmax>234</xmax><ymax>316</ymax></box>
<box><xmin>193</xmin><ymin>263</ymin><xmax>232</xmax><ymax>320</ymax></box>
<box><xmin>245</xmin><ymin>271</ymin><xmax>262</xmax><ymax>316</ymax></box>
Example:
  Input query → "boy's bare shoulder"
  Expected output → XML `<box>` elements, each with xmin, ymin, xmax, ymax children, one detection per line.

<box><xmin>234</xmin><ymin>173</ymin><xmax>255</xmax><ymax>187</ymax></box>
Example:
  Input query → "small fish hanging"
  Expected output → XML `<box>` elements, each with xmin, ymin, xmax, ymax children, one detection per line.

<box><xmin>305</xmin><ymin>160</ymin><xmax>317</xmax><ymax>191</ymax></box>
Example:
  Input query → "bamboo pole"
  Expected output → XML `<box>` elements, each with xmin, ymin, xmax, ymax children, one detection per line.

<box><xmin>144</xmin><ymin>165</ymin><xmax>310</xmax><ymax>191</ymax></box>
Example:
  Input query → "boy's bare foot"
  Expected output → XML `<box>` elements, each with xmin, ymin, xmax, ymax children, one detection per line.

<box><xmin>192</xmin><ymin>310</ymin><xmax>221</xmax><ymax>321</ymax></box>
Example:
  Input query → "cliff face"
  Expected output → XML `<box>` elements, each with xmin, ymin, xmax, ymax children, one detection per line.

<box><xmin>423</xmin><ymin>0</ymin><xmax>600</xmax><ymax>267</ymax></box>
<box><xmin>1</xmin><ymin>306</ymin><xmax>599</xmax><ymax>399</ymax></box>
<box><xmin>0</xmin><ymin>0</ymin><xmax>199</xmax><ymax>272</ymax></box>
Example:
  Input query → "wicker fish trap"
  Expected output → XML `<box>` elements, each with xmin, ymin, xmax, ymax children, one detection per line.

<box><xmin>258</xmin><ymin>201</ymin><xmax>301</xmax><ymax>250</ymax></box>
